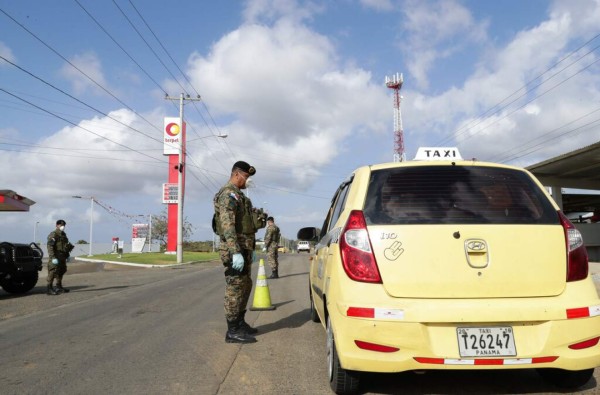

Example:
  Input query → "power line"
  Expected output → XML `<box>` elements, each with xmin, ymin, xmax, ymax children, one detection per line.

<box><xmin>0</xmin><ymin>87</ymin><xmax>167</xmax><ymax>164</ymax></box>
<box><xmin>436</xmin><ymin>32</ymin><xmax>600</xmax><ymax>146</ymax></box>
<box><xmin>1</xmin><ymin>55</ymin><xmax>167</xmax><ymax>147</ymax></box>
<box><xmin>127</xmin><ymin>0</ymin><xmax>235</xmax><ymax>163</ymax></box>
<box><xmin>0</xmin><ymin>6</ymin><xmax>163</xmax><ymax>134</ymax></box>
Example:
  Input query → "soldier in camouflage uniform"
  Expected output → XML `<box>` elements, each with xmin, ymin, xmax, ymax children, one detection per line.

<box><xmin>263</xmin><ymin>217</ymin><xmax>281</xmax><ymax>279</ymax></box>
<box><xmin>213</xmin><ymin>161</ymin><xmax>259</xmax><ymax>344</ymax></box>
<box><xmin>46</xmin><ymin>219</ymin><xmax>74</xmax><ymax>295</ymax></box>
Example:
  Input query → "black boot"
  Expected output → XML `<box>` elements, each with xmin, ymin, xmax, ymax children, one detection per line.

<box><xmin>56</xmin><ymin>277</ymin><xmax>70</xmax><ymax>293</ymax></box>
<box><xmin>225</xmin><ymin>318</ymin><xmax>257</xmax><ymax>344</ymax></box>
<box><xmin>47</xmin><ymin>285</ymin><xmax>58</xmax><ymax>295</ymax></box>
<box><xmin>239</xmin><ymin>310</ymin><xmax>258</xmax><ymax>334</ymax></box>
<box><xmin>269</xmin><ymin>270</ymin><xmax>278</xmax><ymax>279</ymax></box>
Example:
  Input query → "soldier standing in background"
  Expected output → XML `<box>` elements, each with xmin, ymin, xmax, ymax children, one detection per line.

<box><xmin>46</xmin><ymin>219</ymin><xmax>74</xmax><ymax>295</ymax></box>
<box><xmin>264</xmin><ymin>216</ymin><xmax>281</xmax><ymax>279</ymax></box>
<box><xmin>213</xmin><ymin>161</ymin><xmax>259</xmax><ymax>344</ymax></box>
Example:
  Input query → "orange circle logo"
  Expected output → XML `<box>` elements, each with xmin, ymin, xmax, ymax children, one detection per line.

<box><xmin>165</xmin><ymin>122</ymin><xmax>180</xmax><ymax>136</ymax></box>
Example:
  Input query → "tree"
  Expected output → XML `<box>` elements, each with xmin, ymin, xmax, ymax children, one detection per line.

<box><xmin>151</xmin><ymin>209</ymin><xmax>193</xmax><ymax>248</ymax></box>
<box><xmin>76</xmin><ymin>240</ymin><xmax>88</xmax><ymax>244</ymax></box>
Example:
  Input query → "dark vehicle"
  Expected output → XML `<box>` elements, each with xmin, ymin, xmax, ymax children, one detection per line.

<box><xmin>0</xmin><ymin>190</ymin><xmax>41</xmax><ymax>294</ymax></box>
<box><xmin>0</xmin><ymin>242</ymin><xmax>43</xmax><ymax>293</ymax></box>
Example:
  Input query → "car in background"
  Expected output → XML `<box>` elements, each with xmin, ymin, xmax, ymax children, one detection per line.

<box><xmin>277</xmin><ymin>246</ymin><xmax>288</xmax><ymax>253</ymax></box>
<box><xmin>298</xmin><ymin>148</ymin><xmax>600</xmax><ymax>394</ymax></box>
<box><xmin>297</xmin><ymin>241</ymin><xmax>310</xmax><ymax>253</ymax></box>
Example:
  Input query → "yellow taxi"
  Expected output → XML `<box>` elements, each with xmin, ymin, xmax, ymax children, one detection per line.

<box><xmin>297</xmin><ymin>148</ymin><xmax>600</xmax><ymax>394</ymax></box>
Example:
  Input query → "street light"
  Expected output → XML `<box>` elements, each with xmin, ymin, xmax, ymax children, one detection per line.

<box><xmin>72</xmin><ymin>196</ymin><xmax>94</xmax><ymax>256</ymax></box>
<box><xmin>187</xmin><ymin>133</ymin><xmax>228</xmax><ymax>143</ymax></box>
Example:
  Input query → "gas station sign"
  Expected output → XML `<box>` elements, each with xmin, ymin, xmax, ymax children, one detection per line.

<box><xmin>162</xmin><ymin>183</ymin><xmax>178</xmax><ymax>204</ymax></box>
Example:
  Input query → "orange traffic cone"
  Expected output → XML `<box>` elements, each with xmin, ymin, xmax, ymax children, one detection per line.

<box><xmin>250</xmin><ymin>258</ymin><xmax>276</xmax><ymax>311</ymax></box>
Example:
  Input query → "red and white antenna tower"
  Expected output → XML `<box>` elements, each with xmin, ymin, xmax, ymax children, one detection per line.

<box><xmin>385</xmin><ymin>72</ymin><xmax>405</xmax><ymax>162</ymax></box>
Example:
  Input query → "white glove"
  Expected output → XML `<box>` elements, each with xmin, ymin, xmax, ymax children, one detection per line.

<box><xmin>232</xmin><ymin>253</ymin><xmax>244</xmax><ymax>271</ymax></box>
<box><xmin>262</xmin><ymin>247</ymin><xmax>267</xmax><ymax>252</ymax></box>
<box><xmin>51</xmin><ymin>258</ymin><xmax>58</xmax><ymax>264</ymax></box>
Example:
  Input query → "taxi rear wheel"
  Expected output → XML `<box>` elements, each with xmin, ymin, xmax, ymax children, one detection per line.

<box><xmin>327</xmin><ymin>316</ymin><xmax>359</xmax><ymax>394</ymax></box>
<box><xmin>536</xmin><ymin>368</ymin><xmax>594</xmax><ymax>389</ymax></box>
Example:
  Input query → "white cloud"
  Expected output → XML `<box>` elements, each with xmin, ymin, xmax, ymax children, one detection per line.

<box><xmin>403</xmin><ymin>0</ymin><xmax>600</xmax><ymax>166</ymax></box>
<box><xmin>359</xmin><ymin>0</ymin><xmax>394</xmax><ymax>11</ymax></box>
<box><xmin>181</xmin><ymin>16</ymin><xmax>389</xmax><ymax>189</ymax></box>
<box><xmin>0</xmin><ymin>41</ymin><xmax>16</xmax><ymax>65</ymax></box>
<box><xmin>60</xmin><ymin>51</ymin><xmax>109</xmax><ymax>95</ymax></box>
<box><xmin>242</xmin><ymin>0</ymin><xmax>323</xmax><ymax>24</ymax></box>
<box><xmin>399</xmin><ymin>0</ymin><xmax>488</xmax><ymax>89</ymax></box>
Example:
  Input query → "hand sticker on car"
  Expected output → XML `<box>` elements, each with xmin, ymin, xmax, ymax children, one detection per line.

<box><xmin>384</xmin><ymin>241</ymin><xmax>404</xmax><ymax>260</ymax></box>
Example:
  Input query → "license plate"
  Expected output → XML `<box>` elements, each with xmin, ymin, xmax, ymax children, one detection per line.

<box><xmin>457</xmin><ymin>327</ymin><xmax>516</xmax><ymax>357</ymax></box>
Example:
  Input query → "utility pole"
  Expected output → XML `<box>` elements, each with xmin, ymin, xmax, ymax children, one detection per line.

<box><xmin>164</xmin><ymin>94</ymin><xmax>201</xmax><ymax>263</ymax></box>
<box><xmin>148</xmin><ymin>214</ymin><xmax>152</xmax><ymax>253</ymax></box>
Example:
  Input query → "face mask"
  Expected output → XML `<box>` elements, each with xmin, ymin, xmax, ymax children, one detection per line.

<box><xmin>59</xmin><ymin>226</ymin><xmax>65</xmax><ymax>231</ymax></box>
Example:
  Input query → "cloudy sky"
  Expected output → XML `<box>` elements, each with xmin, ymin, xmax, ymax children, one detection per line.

<box><xmin>1</xmin><ymin>0</ymin><xmax>599</xmax><ymax>247</ymax></box>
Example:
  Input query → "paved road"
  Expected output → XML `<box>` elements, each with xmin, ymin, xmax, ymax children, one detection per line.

<box><xmin>1</xmin><ymin>256</ymin><xmax>599</xmax><ymax>394</ymax></box>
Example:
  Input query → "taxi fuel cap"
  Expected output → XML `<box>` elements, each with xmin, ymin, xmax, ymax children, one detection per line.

<box><xmin>414</xmin><ymin>147</ymin><xmax>463</xmax><ymax>161</ymax></box>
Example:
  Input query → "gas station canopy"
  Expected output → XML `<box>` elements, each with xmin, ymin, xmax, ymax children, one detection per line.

<box><xmin>0</xmin><ymin>190</ymin><xmax>36</xmax><ymax>212</ymax></box>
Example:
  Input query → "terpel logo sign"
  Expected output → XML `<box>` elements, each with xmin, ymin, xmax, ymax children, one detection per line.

<box><xmin>165</xmin><ymin>122</ymin><xmax>181</xmax><ymax>137</ymax></box>
<box><xmin>163</xmin><ymin>117</ymin><xmax>183</xmax><ymax>155</ymax></box>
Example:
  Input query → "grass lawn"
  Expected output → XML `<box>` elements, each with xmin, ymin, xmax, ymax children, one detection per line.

<box><xmin>83</xmin><ymin>251</ymin><xmax>220</xmax><ymax>265</ymax></box>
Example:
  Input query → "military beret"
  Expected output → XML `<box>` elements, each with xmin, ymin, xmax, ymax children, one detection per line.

<box><xmin>267</xmin><ymin>217</ymin><xmax>274</xmax><ymax>221</ymax></box>
<box><xmin>56</xmin><ymin>219</ymin><xmax>66</xmax><ymax>226</ymax></box>
<box><xmin>232</xmin><ymin>160</ymin><xmax>256</xmax><ymax>175</ymax></box>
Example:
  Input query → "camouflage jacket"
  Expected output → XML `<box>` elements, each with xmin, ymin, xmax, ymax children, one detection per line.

<box><xmin>213</xmin><ymin>182</ymin><xmax>254</xmax><ymax>253</ymax></box>
<box><xmin>47</xmin><ymin>229</ymin><xmax>73</xmax><ymax>259</ymax></box>
<box><xmin>264</xmin><ymin>224</ymin><xmax>281</xmax><ymax>249</ymax></box>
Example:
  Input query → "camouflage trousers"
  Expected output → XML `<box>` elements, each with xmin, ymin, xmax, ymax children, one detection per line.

<box><xmin>221</xmin><ymin>249</ymin><xmax>253</xmax><ymax>322</ymax></box>
<box><xmin>267</xmin><ymin>245</ymin><xmax>279</xmax><ymax>272</ymax></box>
<box><xmin>47</xmin><ymin>256</ymin><xmax>67</xmax><ymax>286</ymax></box>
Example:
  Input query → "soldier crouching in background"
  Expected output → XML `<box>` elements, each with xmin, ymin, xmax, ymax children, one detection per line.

<box><xmin>46</xmin><ymin>219</ymin><xmax>74</xmax><ymax>295</ymax></box>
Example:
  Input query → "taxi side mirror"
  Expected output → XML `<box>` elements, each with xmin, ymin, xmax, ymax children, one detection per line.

<box><xmin>297</xmin><ymin>227</ymin><xmax>319</xmax><ymax>242</ymax></box>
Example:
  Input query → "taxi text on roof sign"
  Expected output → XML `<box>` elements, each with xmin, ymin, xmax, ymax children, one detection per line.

<box><xmin>414</xmin><ymin>147</ymin><xmax>463</xmax><ymax>161</ymax></box>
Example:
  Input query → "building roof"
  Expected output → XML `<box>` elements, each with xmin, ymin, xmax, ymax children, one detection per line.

<box><xmin>526</xmin><ymin>140</ymin><xmax>600</xmax><ymax>190</ymax></box>
<box><xmin>0</xmin><ymin>190</ymin><xmax>36</xmax><ymax>212</ymax></box>
<box><xmin>526</xmin><ymin>140</ymin><xmax>600</xmax><ymax>212</ymax></box>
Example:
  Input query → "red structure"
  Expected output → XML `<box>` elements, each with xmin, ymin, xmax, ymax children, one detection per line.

<box><xmin>385</xmin><ymin>73</ymin><xmax>406</xmax><ymax>162</ymax></box>
<box><xmin>163</xmin><ymin>118</ymin><xmax>186</xmax><ymax>253</ymax></box>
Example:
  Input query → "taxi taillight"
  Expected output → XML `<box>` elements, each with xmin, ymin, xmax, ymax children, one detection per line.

<box><xmin>339</xmin><ymin>210</ymin><xmax>382</xmax><ymax>283</ymax></box>
<box><xmin>558</xmin><ymin>211</ymin><xmax>589</xmax><ymax>282</ymax></box>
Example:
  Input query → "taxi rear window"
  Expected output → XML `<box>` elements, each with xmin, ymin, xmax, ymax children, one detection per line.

<box><xmin>363</xmin><ymin>166</ymin><xmax>558</xmax><ymax>225</ymax></box>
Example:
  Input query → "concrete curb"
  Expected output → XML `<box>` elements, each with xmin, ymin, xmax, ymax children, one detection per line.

<box><xmin>75</xmin><ymin>257</ymin><xmax>194</xmax><ymax>268</ymax></box>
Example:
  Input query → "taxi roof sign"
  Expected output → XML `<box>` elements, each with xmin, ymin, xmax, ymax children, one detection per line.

<box><xmin>414</xmin><ymin>147</ymin><xmax>463</xmax><ymax>161</ymax></box>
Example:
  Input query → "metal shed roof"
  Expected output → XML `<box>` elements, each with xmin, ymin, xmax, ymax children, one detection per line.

<box><xmin>526</xmin><ymin>140</ymin><xmax>600</xmax><ymax>190</ymax></box>
<box><xmin>0</xmin><ymin>190</ymin><xmax>36</xmax><ymax>212</ymax></box>
<box><xmin>526</xmin><ymin>140</ymin><xmax>600</xmax><ymax>212</ymax></box>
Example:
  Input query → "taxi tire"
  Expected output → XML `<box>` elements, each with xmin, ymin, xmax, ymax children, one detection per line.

<box><xmin>536</xmin><ymin>368</ymin><xmax>594</xmax><ymax>389</ymax></box>
<box><xmin>309</xmin><ymin>285</ymin><xmax>320</xmax><ymax>323</ymax></box>
<box><xmin>327</xmin><ymin>316</ymin><xmax>359</xmax><ymax>394</ymax></box>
